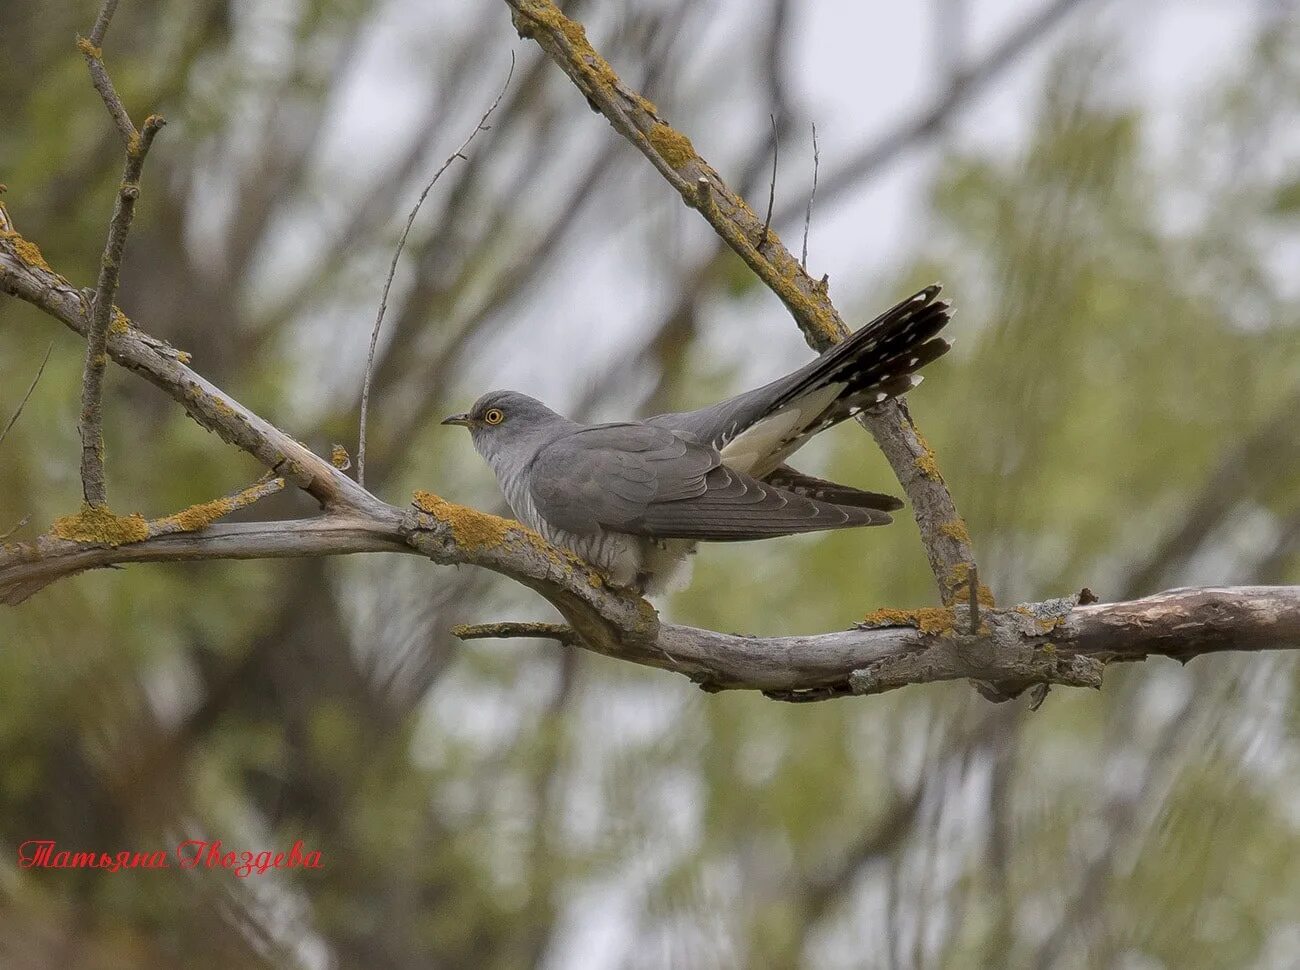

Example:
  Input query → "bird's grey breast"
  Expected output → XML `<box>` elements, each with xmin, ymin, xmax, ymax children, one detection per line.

<box><xmin>490</xmin><ymin>449</ymin><xmax>645</xmax><ymax>586</ymax></box>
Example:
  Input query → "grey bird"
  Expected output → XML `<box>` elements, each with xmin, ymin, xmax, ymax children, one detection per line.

<box><xmin>443</xmin><ymin>285</ymin><xmax>953</xmax><ymax>593</ymax></box>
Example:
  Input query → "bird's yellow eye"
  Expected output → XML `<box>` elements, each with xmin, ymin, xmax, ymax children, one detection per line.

<box><xmin>483</xmin><ymin>408</ymin><xmax>505</xmax><ymax>426</ymax></box>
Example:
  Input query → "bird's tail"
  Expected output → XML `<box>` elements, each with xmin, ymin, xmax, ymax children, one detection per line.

<box><xmin>769</xmin><ymin>284</ymin><xmax>953</xmax><ymax>421</ymax></box>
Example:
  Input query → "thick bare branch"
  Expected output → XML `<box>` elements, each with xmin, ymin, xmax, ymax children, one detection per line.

<box><xmin>660</xmin><ymin>586</ymin><xmax>1300</xmax><ymax>696</ymax></box>
<box><xmin>7</xmin><ymin>472</ymin><xmax>1296</xmax><ymax>701</ymax></box>
<box><xmin>502</xmin><ymin>0</ymin><xmax>981</xmax><ymax>605</ymax></box>
<box><xmin>0</xmin><ymin>515</ymin><xmax>409</xmax><ymax>607</ymax></box>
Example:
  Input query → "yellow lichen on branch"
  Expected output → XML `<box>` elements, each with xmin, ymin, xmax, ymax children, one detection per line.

<box><xmin>647</xmin><ymin>123</ymin><xmax>696</xmax><ymax>169</ymax></box>
<box><xmin>153</xmin><ymin>496</ymin><xmax>240</xmax><ymax>533</ymax></box>
<box><xmin>0</xmin><ymin>225</ymin><xmax>53</xmax><ymax>273</ymax></box>
<box><xmin>155</xmin><ymin>478</ymin><xmax>286</xmax><ymax>535</ymax></box>
<box><xmin>49</xmin><ymin>479</ymin><xmax>286</xmax><ymax>546</ymax></box>
<box><xmin>914</xmin><ymin>438</ymin><xmax>942</xmax><ymax>481</ymax></box>
<box><xmin>861</xmin><ymin>606</ymin><xmax>958</xmax><ymax>636</ymax></box>
<box><xmin>950</xmin><ymin>562</ymin><xmax>996</xmax><ymax>608</ymax></box>
<box><xmin>938</xmin><ymin>518</ymin><xmax>972</xmax><ymax>544</ymax></box>
<box><xmin>511</xmin><ymin>0</ymin><xmax>620</xmax><ymax>90</ymax></box>
<box><xmin>50</xmin><ymin>503</ymin><xmax>149</xmax><ymax>547</ymax></box>
<box><xmin>150</xmin><ymin>479</ymin><xmax>284</xmax><ymax>536</ymax></box>
<box><xmin>75</xmin><ymin>35</ymin><xmax>103</xmax><ymax>59</ymax></box>
<box><xmin>411</xmin><ymin>490</ymin><xmax>604</xmax><ymax>587</ymax></box>
<box><xmin>412</xmin><ymin>490</ymin><xmax>516</xmax><ymax>550</ymax></box>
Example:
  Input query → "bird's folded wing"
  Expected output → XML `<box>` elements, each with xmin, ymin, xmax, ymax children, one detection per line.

<box><xmin>528</xmin><ymin>424</ymin><xmax>890</xmax><ymax>542</ymax></box>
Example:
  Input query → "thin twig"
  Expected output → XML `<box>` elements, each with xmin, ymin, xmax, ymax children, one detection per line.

<box><xmin>356</xmin><ymin>52</ymin><xmax>515</xmax><ymax>488</ymax></box>
<box><xmin>78</xmin><ymin>0</ymin><xmax>136</xmax><ymax>145</ymax></box>
<box><xmin>78</xmin><ymin>113</ymin><xmax>165</xmax><ymax>507</ymax></box>
<box><xmin>88</xmin><ymin>0</ymin><xmax>121</xmax><ymax>46</ymax></box>
<box><xmin>452</xmin><ymin>621</ymin><xmax>580</xmax><ymax>646</ymax></box>
<box><xmin>147</xmin><ymin>476</ymin><xmax>287</xmax><ymax>538</ymax></box>
<box><xmin>0</xmin><ymin>341</ymin><xmax>53</xmax><ymax>453</ymax></box>
<box><xmin>801</xmin><ymin>121</ymin><xmax>819</xmax><ymax>269</ymax></box>
<box><xmin>758</xmin><ymin>113</ymin><xmax>778</xmax><ymax>250</ymax></box>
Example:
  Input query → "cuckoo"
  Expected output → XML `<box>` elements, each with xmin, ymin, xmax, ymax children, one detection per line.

<box><xmin>443</xmin><ymin>285</ymin><xmax>953</xmax><ymax>593</ymax></box>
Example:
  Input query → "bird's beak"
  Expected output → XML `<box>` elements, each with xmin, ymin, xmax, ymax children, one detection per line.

<box><xmin>441</xmin><ymin>412</ymin><xmax>473</xmax><ymax>427</ymax></box>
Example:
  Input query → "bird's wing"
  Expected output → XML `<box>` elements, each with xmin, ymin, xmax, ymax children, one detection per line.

<box><xmin>528</xmin><ymin>424</ymin><xmax>890</xmax><ymax>542</ymax></box>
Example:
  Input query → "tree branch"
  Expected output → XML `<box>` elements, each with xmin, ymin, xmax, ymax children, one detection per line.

<box><xmin>452</xmin><ymin>621</ymin><xmax>580</xmax><ymax>646</ymax></box>
<box><xmin>502</xmin><ymin>0</ymin><xmax>982</xmax><ymax>606</ymax></box>
<box><xmin>79</xmin><ymin>114</ymin><xmax>164</xmax><ymax>506</ymax></box>
<box><xmin>78</xmin><ymin>0</ymin><xmax>136</xmax><ymax>146</ymax></box>
<box><xmin>658</xmin><ymin>586</ymin><xmax>1300</xmax><ymax>696</ymax></box>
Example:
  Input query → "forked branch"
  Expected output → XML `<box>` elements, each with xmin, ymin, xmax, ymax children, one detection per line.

<box><xmin>76</xmin><ymin>0</ymin><xmax>166</xmax><ymax>507</ymax></box>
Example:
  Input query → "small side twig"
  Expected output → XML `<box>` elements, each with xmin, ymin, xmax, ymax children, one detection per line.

<box><xmin>694</xmin><ymin>176</ymin><xmax>712</xmax><ymax>210</ymax></box>
<box><xmin>357</xmin><ymin>52</ymin><xmax>515</xmax><ymax>488</ymax></box>
<box><xmin>0</xmin><ymin>341</ymin><xmax>53</xmax><ymax>453</ymax></box>
<box><xmin>452</xmin><ymin>621</ymin><xmax>580</xmax><ymax>647</ymax></box>
<box><xmin>801</xmin><ymin>121</ymin><xmax>819</xmax><ymax>269</ymax></box>
<box><xmin>758</xmin><ymin>113</ymin><xmax>778</xmax><ymax>250</ymax></box>
<box><xmin>147</xmin><ymin>476</ymin><xmax>287</xmax><ymax>538</ymax></box>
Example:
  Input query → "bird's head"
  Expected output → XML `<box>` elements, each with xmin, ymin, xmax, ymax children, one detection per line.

<box><xmin>441</xmin><ymin>391</ymin><xmax>567</xmax><ymax>464</ymax></box>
